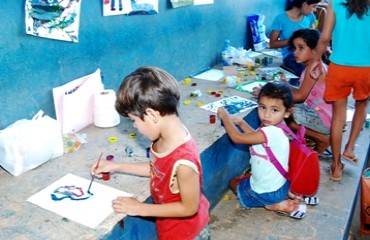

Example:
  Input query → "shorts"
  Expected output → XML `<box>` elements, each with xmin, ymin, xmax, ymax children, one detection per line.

<box><xmin>236</xmin><ymin>177</ymin><xmax>290</xmax><ymax>208</ymax></box>
<box><xmin>325</xmin><ymin>63</ymin><xmax>370</xmax><ymax>101</ymax></box>
<box><xmin>294</xmin><ymin>103</ymin><xmax>330</xmax><ymax>135</ymax></box>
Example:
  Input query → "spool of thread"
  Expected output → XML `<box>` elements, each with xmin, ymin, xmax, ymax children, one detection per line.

<box><xmin>93</xmin><ymin>90</ymin><xmax>120</xmax><ymax>128</ymax></box>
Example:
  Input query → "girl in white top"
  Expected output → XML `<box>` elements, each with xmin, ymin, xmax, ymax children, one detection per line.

<box><xmin>217</xmin><ymin>82</ymin><xmax>305</xmax><ymax>219</ymax></box>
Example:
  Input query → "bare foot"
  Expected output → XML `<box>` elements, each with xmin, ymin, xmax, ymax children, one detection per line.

<box><xmin>265</xmin><ymin>199</ymin><xmax>300</xmax><ymax>213</ymax></box>
<box><xmin>330</xmin><ymin>162</ymin><xmax>345</xmax><ymax>181</ymax></box>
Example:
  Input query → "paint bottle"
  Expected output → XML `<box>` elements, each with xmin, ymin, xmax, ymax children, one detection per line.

<box><xmin>102</xmin><ymin>155</ymin><xmax>114</xmax><ymax>181</ymax></box>
<box><xmin>210</xmin><ymin>114</ymin><xmax>216</xmax><ymax>124</ymax></box>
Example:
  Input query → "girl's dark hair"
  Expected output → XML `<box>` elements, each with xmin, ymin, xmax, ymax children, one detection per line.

<box><xmin>342</xmin><ymin>0</ymin><xmax>370</xmax><ymax>19</ymax></box>
<box><xmin>115</xmin><ymin>66</ymin><xmax>180</xmax><ymax>120</ymax></box>
<box><xmin>288</xmin><ymin>28</ymin><xmax>320</xmax><ymax>50</ymax></box>
<box><xmin>286</xmin><ymin>0</ymin><xmax>321</xmax><ymax>10</ymax></box>
<box><xmin>258</xmin><ymin>82</ymin><xmax>294</xmax><ymax>110</ymax></box>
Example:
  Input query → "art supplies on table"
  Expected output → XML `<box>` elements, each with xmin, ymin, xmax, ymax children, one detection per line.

<box><xmin>235</xmin><ymin>80</ymin><xmax>266</xmax><ymax>94</ymax></box>
<box><xmin>258</xmin><ymin>67</ymin><xmax>299</xmax><ymax>79</ymax></box>
<box><xmin>200</xmin><ymin>96</ymin><xmax>257</xmax><ymax>115</ymax></box>
<box><xmin>27</xmin><ymin>173</ymin><xmax>132</xmax><ymax>229</ymax></box>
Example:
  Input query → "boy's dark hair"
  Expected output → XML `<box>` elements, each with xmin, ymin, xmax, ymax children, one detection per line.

<box><xmin>258</xmin><ymin>82</ymin><xmax>294</xmax><ymax>110</ymax></box>
<box><xmin>288</xmin><ymin>28</ymin><xmax>320</xmax><ymax>50</ymax></box>
<box><xmin>342</xmin><ymin>0</ymin><xmax>369</xmax><ymax>19</ymax></box>
<box><xmin>286</xmin><ymin>0</ymin><xmax>321</xmax><ymax>10</ymax></box>
<box><xmin>115</xmin><ymin>66</ymin><xmax>180</xmax><ymax>120</ymax></box>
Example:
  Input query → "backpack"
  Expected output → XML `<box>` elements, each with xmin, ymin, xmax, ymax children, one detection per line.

<box><xmin>263</xmin><ymin>124</ymin><xmax>320</xmax><ymax>197</ymax></box>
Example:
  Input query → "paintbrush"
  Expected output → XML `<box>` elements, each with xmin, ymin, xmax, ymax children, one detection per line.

<box><xmin>87</xmin><ymin>152</ymin><xmax>103</xmax><ymax>194</ymax></box>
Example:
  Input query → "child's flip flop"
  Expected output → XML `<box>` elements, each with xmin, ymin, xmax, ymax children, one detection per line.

<box><xmin>341</xmin><ymin>154</ymin><xmax>358</xmax><ymax>166</ymax></box>
<box><xmin>275</xmin><ymin>203</ymin><xmax>306</xmax><ymax>220</ymax></box>
<box><xmin>304</xmin><ymin>196</ymin><xmax>319</xmax><ymax>206</ymax></box>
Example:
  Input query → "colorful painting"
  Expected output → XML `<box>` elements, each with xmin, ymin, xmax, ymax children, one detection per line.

<box><xmin>170</xmin><ymin>0</ymin><xmax>194</xmax><ymax>8</ymax></box>
<box><xmin>200</xmin><ymin>96</ymin><xmax>257</xmax><ymax>115</ymax></box>
<box><xmin>25</xmin><ymin>0</ymin><xmax>82</xmax><ymax>42</ymax></box>
<box><xmin>27</xmin><ymin>173</ymin><xmax>132</xmax><ymax>228</ymax></box>
<box><xmin>103</xmin><ymin>0</ymin><xmax>158</xmax><ymax>16</ymax></box>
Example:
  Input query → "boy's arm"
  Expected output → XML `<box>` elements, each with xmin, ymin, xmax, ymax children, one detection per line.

<box><xmin>92</xmin><ymin>161</ymin><xmax>151</xmax><ymax>178</ymax></box>
<box><xmin>113</xmin><ymin>165</ymin><xmax>201</xmax><ymax>218</ymax></box>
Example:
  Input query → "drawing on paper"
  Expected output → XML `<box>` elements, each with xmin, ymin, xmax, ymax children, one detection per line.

<box><xmin>103</xmin><ymin>0</ymin><xmax>159</xmax><ymax>16</ymax></box>
<box><xmin>27</xmin><ymin>173</ymin><xmax>133</xmax><ymax>229</ymax></box>
<box><xmin>51</xmin><ymin>185</ymin><xmax>92</xmax><ymax>201</ymax></box>
<box><xmin>25</xmin><ymin>0</ymin><xmax>82</xmax><ymax>42</ymax></box>
<box><xmin>200</xmin><ymin>96</ymin><xmax>257</xmax><ymax>115</ymax></box>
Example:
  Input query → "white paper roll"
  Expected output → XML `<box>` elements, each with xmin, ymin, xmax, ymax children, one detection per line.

<box><xmin>93</xmin><ymin>89</ymin><xmax>120</xmax><ymax>128</ymax></box>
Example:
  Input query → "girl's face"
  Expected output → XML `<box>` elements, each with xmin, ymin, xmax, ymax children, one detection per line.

<box><xmin>301</xmin><ymin>2</ymin><xmax>318</xmax><ymax>15</ymax></box>
<box><xmin>128</xmin><ymin>113</ymin><xmax>160</xmax><ymax>141</ymax></box>
<box><xmin>257</xmin><ymin>96</ymin><xmax>291</xmax><ymax>127</ymax></box>
<box><xmin>293</xmin><ymin>37</ymin><xmax>316</xmax><ymax>64</ymax></box>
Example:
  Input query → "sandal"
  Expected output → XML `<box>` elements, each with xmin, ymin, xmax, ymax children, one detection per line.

<box><xmin>304</xmin><ymin>196</ymin><xmax>319</xmax><ymax>206</ymax></box>
<box><xmin>341</xmin><ymin>154</ymin><xmax>358</xmax><ymax>166</ymax></box>
<box><xmin>329</xmin><ymin>163</ymin><xmax>345</xmax><ymax>182</ymax></box>
<box><xmin>275</xmin><ymin>203</ymin><xmax>306</xmax><ymax>220</ymax></box>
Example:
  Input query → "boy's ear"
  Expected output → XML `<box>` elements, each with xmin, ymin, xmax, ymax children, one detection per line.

<box><xmin>145</xmin><ymin>108</ymin><xmax>160</xmax><ymax>123</ymax></box>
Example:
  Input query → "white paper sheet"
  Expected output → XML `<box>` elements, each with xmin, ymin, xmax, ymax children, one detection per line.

<box><xmin>235</xmin><ymin>80</ymin><xmax>267</xmax><ymax>93</ymax></box>
<box><xmin>200</xmin><ymin>96</ymin><xmax>257</xmax><ymax>114</ymax></box>
<box><xmin>192</xmin><ymin>69</ymin><xmax>224</xmax><ymax>81</ymax></box>
<box><xmin>27</xmin><ymin>173</ymin><xmax>132</xmax><ymax>229</ymax></box>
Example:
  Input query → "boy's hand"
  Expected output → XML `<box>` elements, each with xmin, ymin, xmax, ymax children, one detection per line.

<box><xmin>252</xmin><ymin>86</ymin><xmax>261</xmax><ymax>97</ymax></box>
<box><xmin>91</xmin><ymin>159</ymin><xmax>112</xmax><ymax>178</ymax></box>
<box><xmin>112</xmin><ymin>196</ymin><xmax>142</xmax><ymax>216</ymax></box>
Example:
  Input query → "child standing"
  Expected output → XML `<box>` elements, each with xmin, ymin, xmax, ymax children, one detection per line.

<box><xmin>310</xmin><ymin>0</ymin><xmax>370</xmax><ymax>181</ymax></box>
<box><xmin>92</xmin><ymin>67</ymin><xmax>210</xmax><ymax>239</ymax></box>
<box><xmin>270</xmin><ymin>0</ymin><xmax>320</xmax><ymax>77</ymax></box>
<box><xmin>217</xmin><ymin>82</ymin><xmax>305</xmax><ymax>219</ymax></box>
<box><xmin>286</xmin><ymin>28</ymin><xmax>332</xmax><ymax>154</ymax></box>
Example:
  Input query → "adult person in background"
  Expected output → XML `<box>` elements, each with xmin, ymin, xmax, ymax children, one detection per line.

<box><xmin>269</xmin><ymin>0</ymin><xmax>321</xmax><ymax>80</ymax></box>
<box><xmin>310</xmin><ymin>0</ymin><xmax>370</xmax><ymax>181</ymax></box>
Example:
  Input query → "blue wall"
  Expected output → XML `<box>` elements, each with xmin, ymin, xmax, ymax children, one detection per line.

<box><xmin>0</xmin><ymin>1</ymin><xmax>282</xmax><ymax>129</ymax></box>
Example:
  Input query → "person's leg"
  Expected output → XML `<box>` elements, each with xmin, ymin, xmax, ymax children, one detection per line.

<box><xmin>330</xmin><ymin>98</ymin><xmax>347</xmax><ymax>180</ymax></box>
<box><xmin>342</xmin><ymin>98</ymin><xmax>369</xmax><ymax>160</ymax></box>
<box><xmin>305</xmin><ymin>128</ymin><xmax>330</xmax><ymax>154</ymax></box>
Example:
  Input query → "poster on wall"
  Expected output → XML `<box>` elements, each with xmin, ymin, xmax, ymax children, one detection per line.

<box><xmin>170</xmin><ymin>0</ymin><xmax>213</xmax><ymax>8</ymax></box>
<box><xmin>194</xmin><ymin>0</ymin><xmax>214</xmax><ymax>5</ymax></box>
<box><xmin>103</xmin><ymin>0</ymin><xmax>158</xmax><ymax>16</ymax></box>
<box><xmin>25</xmin><ymin>0</ymin><xmax>82</xmax><ymax>43</ymax></box>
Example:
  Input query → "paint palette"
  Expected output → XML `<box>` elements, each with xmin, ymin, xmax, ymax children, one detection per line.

<box><xmin>27</xmin><ymin>173</ymin><xmax>132</xmax><ymax>229</ymax></box>
<box><xmin>200</xmin><ymin>95</ymin><xmax>257</xmax><ymax>115</ymax></box>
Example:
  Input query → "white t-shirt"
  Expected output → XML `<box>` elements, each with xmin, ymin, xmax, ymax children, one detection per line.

<box><xmin>249</xmin><ymin>125</ymin><xmax>289</xmax><ymax>194</ymax></box>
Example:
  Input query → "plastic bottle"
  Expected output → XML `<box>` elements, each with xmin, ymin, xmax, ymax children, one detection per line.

<box><xmin>221</xmin><ymin>39</ymin><xmax>231</xmax><ymax>66</ymax></box>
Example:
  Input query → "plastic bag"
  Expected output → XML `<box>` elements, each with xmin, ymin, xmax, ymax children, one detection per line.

<box><xmin>0</xmin><ymin>110</ymin><xmax>64</xmax><ymax>176</ymax></box>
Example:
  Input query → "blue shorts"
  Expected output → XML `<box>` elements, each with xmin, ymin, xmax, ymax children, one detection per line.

<box><xmin>237</xmin><ymin>177</ymin><xmax>290</xmax><ymax>208</ymax></box>
<box><xmin>294</xmin><ymin>103</ymin><xmax>330</xmax><ymax>135</ymax></box>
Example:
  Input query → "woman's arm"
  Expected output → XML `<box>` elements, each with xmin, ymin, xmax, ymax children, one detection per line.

<box><xmin>269</xmin><ymin>30</ymin><xmax>289</xmax><ymax>49</ymax></box>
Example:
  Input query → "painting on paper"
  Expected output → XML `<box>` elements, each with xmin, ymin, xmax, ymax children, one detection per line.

<box><xmin>103</xmin><ymin>0</ymin><xmax>158</xmax><ymax>16</ymax></box>
<box><xmin>170</xmin><ymin>0</ymin><xmax>194</xmax><ymax>8</ymax></box>
<box><xmin>25</xmin><ymin>0</ymin><xmax>82</xmax><ymax>42</ymax></box>
<box><xmin>201</xmin><ymin>96</ymin><xmax>257</xmax><ymax>115</ymax></box>
<box><xmin>27</xmin><ymin>173</ymin><xmax>132</xmax><ymax>229</ymax></box>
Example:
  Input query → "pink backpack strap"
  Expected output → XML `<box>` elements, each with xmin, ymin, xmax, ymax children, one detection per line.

<box><xmin>264</xmin><ymin>144</ymin><xmax>289</xmax><ymax>179</ymax></box>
